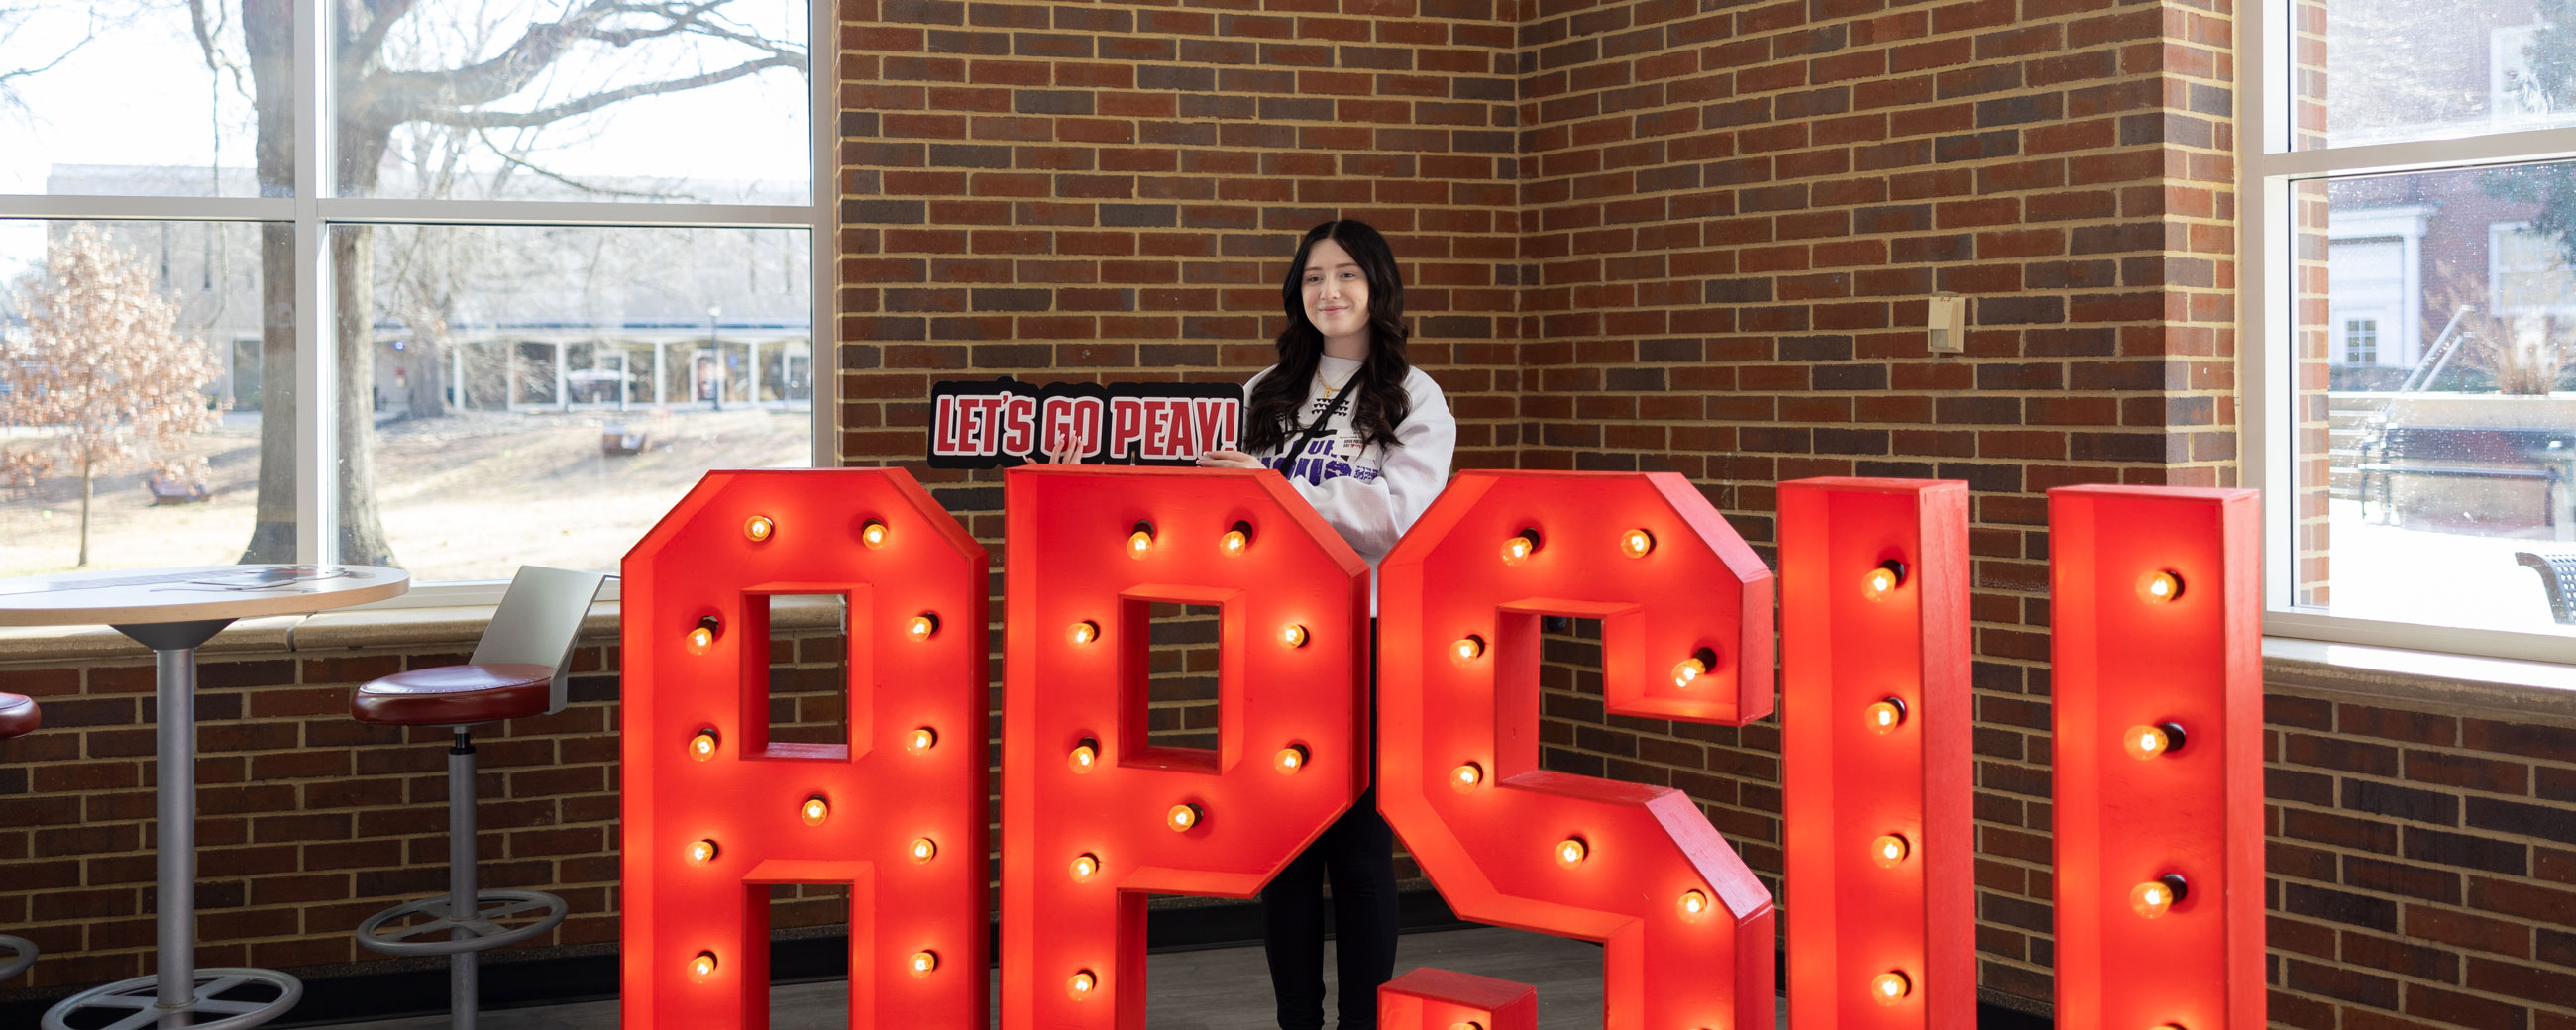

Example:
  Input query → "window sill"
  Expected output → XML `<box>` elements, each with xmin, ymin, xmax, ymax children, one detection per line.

<box><xmin>0</xmin><ymin>594</ymin><xmax>847</xmax><ymax>664</ymax></box>
<box><xmin>2262</xmin><ymin>636</ymin><xmax>2576</xmax><ymax>719</ymax></box>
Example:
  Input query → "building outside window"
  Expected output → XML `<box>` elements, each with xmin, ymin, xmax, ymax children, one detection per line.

<box><xmin>0</xmin><ymin>2</ymin><xmax>831</xmax><ymax>589</ymax></box>
<box><xmin>2245</xmin><ymin>0</ymin><xmax>2576</xmax><ymax>660</ymax></box>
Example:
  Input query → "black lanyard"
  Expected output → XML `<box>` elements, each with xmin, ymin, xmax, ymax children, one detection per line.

<box><xmin>1282</xmin><ymin>383</ymin><xmax>1354</xmax><ymax>463</ymax></box>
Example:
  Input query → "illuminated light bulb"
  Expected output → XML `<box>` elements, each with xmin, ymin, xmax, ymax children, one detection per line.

<box><xmin>1672</xmin><ymin>656</ymin><xmax>1708</xmax><ymax>688</ymax></box>
<box><xmin>1556</xmin><ymin>837</ymin><xmax>1588</xmax><ymax>868</ymax></box>
<box><xmin>689</xmin><ymin>729</ymin><xmax>719</xmax><ymax>762</ymax></box>
<box><xmin>2131</xmin><ymin>874</ymin><xmax>2189</xmax><ymax>918</ymax></box>
<box><xmin>1167</xmin><ymin>803</ymin><xmax>1203</xmax><ymax>832</ymax></box>
<box><xmin>1620</xmin><ymin>528</ymin><xmax>1655</xmax><ymax>558</ymax></box>
<box><xmin>686</xmin><ymin>615</ymin><xmax>720</xmax><ymax>653</ymax></box>
<box><xmin>1679</xmin><ymin>889</ymin><xmax>1710</xmax><ymax>918</ymax></box>
<box><xmin>1068</xmin><ymin>739</ymin><xmax>1098</xmax><ymax>773</ymax></box>
<box><xmin>1872</xmin><ymin>834</ymin><xmax>1911</xmax><ymax>868</ymax></box>
<box><xmin>687</xmin><ymin>839</ymin><xmax>718</xmax><ymax>866</ymax></box>
<box><xmin>1451</xmin><ymin>763</ymin><xmax>1483</xmax><ymax>792</ymax></box>
<box><xmin>1863</xmin><ymin>560</ymin><xmax>1908</xmax><ymax>601</ymax></box>
<box><xmin>1451</xmin><ymin>635</ymin><xmax>1485</xmax><ymax>665</ymax></box>
<box><xmin>1280</xmin><ymin>623</ymin><xmax>1308</xmax><ymax>648</ymax></box>
<box><xmin>1500</xmin><ymin>529</ymin><xmax>1540</xmax><ymax>565</ymax></box>
<box><xmin>1070</xmin><ymin>853</ymin><xmax>1100</xmax><ymax>881</ymax></box>
<box><xmin>690</xmin><ymin>951</ymin><xmax>718</xmax><ymax>980</ymax></box>
<box><xmin>1274</xmin><ymin>745</ymin><xmax>1308</xmax><ymax>774</ymax></box>
<box><xmin>1449</xmin><ymin>1022</ymin><xmax>1485</xmax><ymax>1030</ymax></box>
<box><xmin>1127</xmin><ymin>522</ymin><xmax>1155</xmax><ymax>559</ymax></box>
<box><xmin>861</xmin><ymin>520</ymin><xmax>889</xmax><ymax>549</ymax></box>
<box><xmin>907</xmin><ymin>727</ymin><xmax>937</xmax><ymax>754</ymax></box>
<box><xmin>1222</xmin><ymin>522</ymin><xmax>1251</xmax><ymax>557</ymax></box>
<box><xmin>1865</xmin><ymin>696</ymin><xmax>1908</xmax><ymax>735</ymax></box>
<box><xmin>1070</xmin><ymin>620</ymin><xmax>1099</xmax><ymax>646</ymax></box>
<box><xmin>1068</xmin><ymin>970</ymin><xmax>1098</xmax><ymax>997</ymax></box>
<box><xmin>801</xmin><ymin>796</ymin><xmax>829</xmax><ymax>826</ymax></box>
<box><xmin>910</xmin><ymin>838</ymin><xmax>937</xmax><ymax>863</ymax></box>
<box><xmin>910</xmin><ymin>951</ymin><xmax>938</xmax><ymax>977</ymax></box>
<box><xmin>1870</xmin><ymin>971</ymin><xmax>1911</xmax><ymax>1004</ymax></box>
<box><xmin>743</xmin><ymin>515</ymin><xmax>774</xmax><ymax>542</ymax></box>
<box><xmin>2125</xmin><ymin>721</ymin><xmax>2187</xmax><ymax>760</ymax></box>
<box><xmin>908</xmin><ymin>613</ymin><xmax>939</xmax><ymax>642</ymax></box>
<box><xmin>2141</xmin><ymin>569</ymin><xmax>2185</xmax><ymax>603</ymax></box>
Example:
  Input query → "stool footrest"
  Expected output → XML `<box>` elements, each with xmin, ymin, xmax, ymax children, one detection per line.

<box><xmin>42</xmin><ymin>967</ymin><xmax>302</xmax><ymax>1030</ymax></box>
<box><xmin>0</xmin><ymin>934</ymin><xmax>33</xmax><ymax>982</ymax></box>
<box><xmin>355</xmin><ymin>889</ymin><xmax>568</xmax><ymax>957</ymax></box>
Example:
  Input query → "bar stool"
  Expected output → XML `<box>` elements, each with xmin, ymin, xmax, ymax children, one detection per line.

<box><xmin>0</xmin><ymin>691</ymin><xmax>37</xmax><ymax>982</ymax></box>
<box><xmin>348</xmin><ymin>566</ymin><xmax>605</xmax><ymax>1029</ymax></box>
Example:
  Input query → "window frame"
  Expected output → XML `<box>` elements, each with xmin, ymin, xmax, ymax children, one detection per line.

<box><xmin>2241</xmin><ymin>0</ymin><xmax>2576</xmax><ymax>665</ymax></box>
<box><xmin>0</xmin><ymin>3</ymin><xmax>837</xmax><ymax>605</ymax></box>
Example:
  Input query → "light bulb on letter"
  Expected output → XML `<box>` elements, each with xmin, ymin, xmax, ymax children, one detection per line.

<box><xmin>1672</xmin><ymin>649</ymin><xmax>1714</xmax><ymax>688</ymax></box>
<box><xmin>1871</xmin><ymin>834</ymin><xmax>1911</xmax><ymax>868</ymax></box>
<box><xmin>861</xmin><ymin>520</ymin><xmax>888</xmax><ymax>549</ymax></box>
<box><xmin>1222</xmin><ymin>523</ymin><xmax>1250</xmax><ymax>556</ymax></box>
<box><xmin>1863</xmin><ymin>560</ymin><xmax>1907</xmax><ymax>600</ymax></box>
<box><xmin>1451</xmin><ymin>763</ymin><xmax>1483</xmax><ymax>792</ymax></box>
<box><xmin>907</xmin><ymin>727</ymin><xmax>937</xmax><ymax>754</ymax></box>
<box><xmin>2140</xmin><ymin>569</ymin><xmax>2184</xmax><ymax>602</ymax></box>
<box><xmin>1280</xmin><ymin>624</ymin><xmax>1308</xmax><ymax>648</ymax></box>
<box><xmin>2131</xmin><ymin>874</ymin><xmax>2188</xmax><ymax>918</ymax></box>
<box><xmin>689</xmin><ymin>729</ymin><xmax>719</xmax><ymax>761</ymax></box>
<box><xmin>686</xmin><ymin>615</ymin><xmax>720</xmax><ymax>653</ymax></box>
<box><xmin>1068</xmin><ymin>971</ymin><xmax>1097</xmax><ymax>997</ymax></box>
<box><xmin>1451</xmin><ymin>635</ymin><xmax>1485</xmax><ymax>665</ymax></box>
<box><xmin>1167</xmin><ymin>803</ymin><xmax>1202</xmax><ymax>832</ymax></box>
<box><xmin>801</xmin><ymin>796</ymin><xmax>829</xmax><ymax>826</ymax></box>
<box><xmin>1620</xmin><ymin>528</ymin><xmax>1655</xmax><ymax>558</ymax></box>
<box><xmin>907</xmin><ymin>613</ymin><xmax>938</xmax><ymax>642</ymax></box>
<box><xmin>910</xmin><ymin>838</ymin><xmax>936</xmax><ymax>863</ymax></box>
<box><xmin>1070</xmin><ymin>853</ymin><xmax>1100</xmax><ymax>881</ymax></box>
<box><xmin>1500</xmin><ymin>529</ymin><xmax>1540</xmax><ymax>565</ymax></box>
<box><xmin>1870</xmin><ymin>971</ymin><xmax>1910</xmax><ymax>1004</ymax></box>
<box><xmin>687</xmin><ymin>839</ymin><xmax>718</xmax><ymax>866</ymax></box>
<box><xmin>1070</xmin><ymin>620</ymin><xmax>1099</xmax><ymax>646</ymax></box>
<box><xmin>690</xmin><ymin>952</ymin><xmax>718</xmax><ymax>981</ymax></box>
<box><xmin>1679</xmin><ymin>889</ymin><xmax>1709</xmax><ymax>918</ymax></box>
<box><xmin>1450</xmin><ymin>1022</ymin><xmax>1486</xmax><ymax>1030</ymax></box>
<box><xmin>1068</xmin><ymin>739</ymin><xmax>1098</xmax><ymax>772</ymax></box>
<box><xmin>2124</xmin><ymin>721</ymin><xmax>2186</xmax><ymax>760</ymax></box>
<box><xmin>1865</xmin><ymin>696</ymin><xmax>1907</xmax><ymax>735</ymax></box>
<box><xmin>910</xmin><ymin>951</ymin><xmax>938</xmax><ymax>977</ymax></box>
<box><xmin>743</xmin><ymin>515</ymin><xmax>774</xmax><ymax>542</ymax></box>
<box><xmin>1556</xmin><ymin>837</ymin><xmax>1588</xmax><ymax>868</ymax></box>
<box><xmin>1274</xmin><ymin>745</ymin><xmax>1307</xmax><ymax>774</ymax></box>
<box><xmin>1127</xmin><ymin>522</ymin><xmax>1154</xmax><ymax>559</ymax></box>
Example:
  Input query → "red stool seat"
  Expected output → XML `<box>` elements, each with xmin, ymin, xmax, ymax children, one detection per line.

<box><xmin>0</xmin><ymin>692</ymin><xmax>37</xmax><ymax>739</ymax></box>
<box><xmin>351</xmin><ymin>664</ymin><xmax>553</xmax><ymax>727</ymax></box>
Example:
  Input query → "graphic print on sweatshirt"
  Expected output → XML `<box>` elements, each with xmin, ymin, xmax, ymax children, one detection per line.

<box><xmin>1264</xmin><ymin>391</ymin><xmax>1381</xmax><ymax>487</ymax></box>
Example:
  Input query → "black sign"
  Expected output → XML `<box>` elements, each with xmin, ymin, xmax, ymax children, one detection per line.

<box><xmin>927</xmin><ymin>378</ymin><xmax>1245</xmax><ymax>469</ymax></box>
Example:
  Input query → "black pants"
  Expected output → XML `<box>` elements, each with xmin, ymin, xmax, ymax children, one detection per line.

<box><xmin>1260</xmin><ymin>787</ymin><xmax>1401</xmax><ymax>1030</ymax></box>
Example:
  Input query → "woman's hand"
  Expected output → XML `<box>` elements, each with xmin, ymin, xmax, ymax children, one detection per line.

<box><xmin>1195</xmin><ymin>449</ymin><xmax>1264</xmax><ymax>469</ymax></box>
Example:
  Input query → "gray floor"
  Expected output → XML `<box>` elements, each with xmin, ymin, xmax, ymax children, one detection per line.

<box><xmin>311</xmin><ymin>925</ymin><xmax>1788</xmax><ymax>1029</ymax></box>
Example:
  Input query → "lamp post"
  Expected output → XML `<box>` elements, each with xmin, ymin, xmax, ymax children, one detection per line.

<box><xmin>706</xmin><ymin>304</ymin><xmax>722</xmax><ymax>412</ymax></box>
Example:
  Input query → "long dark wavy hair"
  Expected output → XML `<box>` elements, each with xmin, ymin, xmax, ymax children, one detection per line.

<box><xmin>1240</xmin><ymin>220</ymin><xmax>1415</xmax><ymax>455</ymax></box>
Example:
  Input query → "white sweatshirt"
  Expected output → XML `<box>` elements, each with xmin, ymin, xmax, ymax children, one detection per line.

<box><xmin>1242</xmin><ymin>354</ymin><xmax>1456</xmax><ymax>612</ymax></box>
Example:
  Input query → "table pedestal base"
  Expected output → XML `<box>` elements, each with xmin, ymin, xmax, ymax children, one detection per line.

<box><xmin>40</xmin><ymin>968</ymin><xmax>302</xmax><ymax>1030</ymax></box>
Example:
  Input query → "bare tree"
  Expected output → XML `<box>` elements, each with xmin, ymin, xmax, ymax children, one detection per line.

<box><xmin>0</xmin><ymin>5</ymin><xmax>101</xmax><ymax>120</ymax></box>
<box><xmin>0</xmin><ymin>227</ymin><xmax>225</xmax><ymax>566</ymax></box>
<box><xmin>212</xmin><ymin>0</ymin><xmax>803</xmax><ymax>565</ymax></box>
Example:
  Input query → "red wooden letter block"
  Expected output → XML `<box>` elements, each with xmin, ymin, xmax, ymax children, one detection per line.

<box><xmin>1779</xmin><ymin>478</ymin><xmax>1972</xmax><ymax>1027</ymax></box>
<box><xmin>620</xmin><ymin>469</ymin><xmax>989</xmax><ymax>1029</ymax></box>
<box><xmin>1378</xmin><ymin>968</ymin><xmax>1537</xmax><ymax>1030</ymax></box>
<box><xmin>2049</xmin><ymin>485</ymin><xmax>2262</xmax><ymax>1030</ymax></box>
<box><xmin>1001</xmin><ymin>465</ymin><xmax>1370</xmax><ymax>1030</ymax></box>
<box><xmin>1378</xmin><ymin>470</ymin><xmax>1776</xmax><ymax>1030</ymax></box>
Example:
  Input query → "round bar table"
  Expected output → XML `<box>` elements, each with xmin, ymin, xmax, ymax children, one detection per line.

<box><xmin>0</xmin><ymin>565</ymin><xmax>407</xmax><ymax>1030</ymax></box>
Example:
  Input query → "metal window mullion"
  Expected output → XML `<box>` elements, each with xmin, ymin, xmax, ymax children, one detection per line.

<box><xmin>294</xmin><ymin>0</ymin><xmax>335</xmax><ymax>565</ymax></box>
<box><xmin>808</xmin><ymin>0</ymin><xmax>836</xmax><ymax>470</ymax></box>
<box><xmin>314</xmin><ymin>197</ymin><xmax>814</xmax><ymax>229</ymax></box>
<box><xmin>2266</xmin><ymin>127</ymin><xmax>2576</xmax><ymax>180</ymax></box>
<box><xmin>0</xmin><ymin>196</ymin><xmax>294</xmax><ymax>222</ymax></box>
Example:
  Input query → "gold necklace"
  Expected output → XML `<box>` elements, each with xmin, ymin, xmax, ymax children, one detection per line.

<box><xmin>1315</xmin><ymin>368</ymin><xmax>1355</xmax><ymax>395</ymax></box>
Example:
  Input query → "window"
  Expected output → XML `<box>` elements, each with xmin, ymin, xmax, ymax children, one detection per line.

<box><xmin>0</xmin><ymin>3</ymin><xmax>831</xmax><ymax>590</ymax></box>
<box><xmin>2245</xmin><ymin>0</ymin><xmax>2576</xmax><ymax>661</ymax></box>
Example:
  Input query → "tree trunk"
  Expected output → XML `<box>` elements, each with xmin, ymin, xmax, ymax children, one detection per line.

<box><xmin>403</xmin><ymin>335</ymin><xmax>448</xmax><ymax>419</ymax></box>
<box><xmin>334</xmin><ymin>223</ymin><xmax>397</xmax><ymax>566</ymax></box>
<box><xmin>239</xmin><ymin>1</ymin><xmax>296</xmax><ymax>563</ymax></box>
<box><xmin>76</xmin><ymin>455</ymin><xmax>91</xmax><ymax>567</ymax></box>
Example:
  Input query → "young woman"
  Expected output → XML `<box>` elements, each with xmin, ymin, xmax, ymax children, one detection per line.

<box><xmin>1197</xmin><ymin>219</ymin><xmax>1455</xmax><ymax>1030</ymax></box>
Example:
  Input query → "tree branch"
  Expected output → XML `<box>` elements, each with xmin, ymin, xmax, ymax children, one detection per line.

<box><xmin>403</xmin><ymin>52</ymin><xmax>801</xmax><ymax>129</ymax></box>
